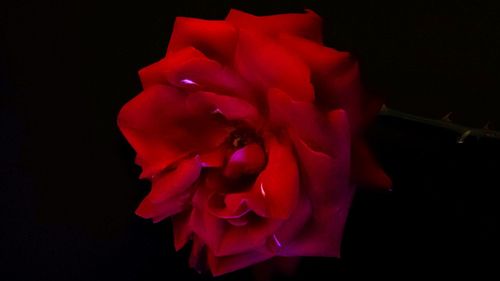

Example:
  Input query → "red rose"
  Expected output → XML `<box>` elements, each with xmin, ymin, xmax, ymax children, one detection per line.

<box><xmin>118</xmin><ymin>9</ymin><xmax>391</xmax><ymax>276</ymax></box>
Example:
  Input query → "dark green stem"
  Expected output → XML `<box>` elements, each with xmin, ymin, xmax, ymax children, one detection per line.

<box><xmin>379</xmin><ymin>105</ymin><xmax>500</xmax><ymax>142</ymax></box>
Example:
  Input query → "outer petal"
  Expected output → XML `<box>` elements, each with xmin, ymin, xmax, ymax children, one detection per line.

<box><xmin>172</xmin><ymin>210</ymin><xmax>193</xmax><ymax>251</ymax></box>
<box><xmin>135</xmin><ymin>192</ymin><xmax>191</xmax><ymax>223</ymax></box>
<box><xmin>117</xmin><ymin>84</ymin><xmax>229</xmax><ymax>178</ymax></box>
<box><xmin>167</xmin><ymin>17</ymin><xmax>238</xmax><ymax>63</ymax></box>
<box><xmin>145</xmin><ymin>156</ymin><xmax>202</xmax><ymax>204</ymax></box>
<box><xmin>269</xmin><ymin>196</ymin><xmax>312</xmax><ymax>254</ymax></box>
<box><xmin>139</xmin><ymin>47</ymin><xmax>207</xmax><ymax>89</ymax></box>
<box><xmin>276</xmin><ymin>33</ymin><xmax>352</xmax><ymax>85</ymax></box>
<box><xmin>351</xmin><ymin>139</ymin><xmax>392</xmax><ymax>189</ymax></box>
<box><xmin>267</xmin><ymin>88</ymin><xmax>337</xmax><ymax>156</ymax></box>
<box><xmin>226</xmin><ymin>9</ymin><xmax>323</xmax><ymax>42</ymax></box>
<box><xmin>186</xmin><ymin>91</ymin><xmax>261</xmax><ymax>128</ymax></box>
<box><xmin>281</xmin><ymin>109</ymin><xmax>353</xmax><ymax>256</ymax></box>
<box><xmin>135</xmin><ymin>157</ymin><xmax>201</xmax><ymax>222</ymax></box>
<box><xmin>188</xmin><ymin>236</ymin><xmax>207</xmax><ymax>273</ymax></box>
<box><xmin>207</xmin><ymin>246</ymin><xmax>274</xmax><ymax>276</ymax></box>
<box><xmin>275</xmin><ymin>34</ymin><xmax>383</xmax><ymax>130</ymax></box>
<box><xmin>189</xmin><ymin>207</ymin><xmax>223</xmax><ymax>257</ymax></box>
<box><xmin>234</xmin><ymin>30</ymin><xmax>314</xmax><ymax>102</ymax></box>
<box><xmin>140</xmin><ymin>47</ymin><xmax>257</xmax><ymax>104</ymax></box>
<box><xmin>315</xmin><ymin>57</ymin><xmax>365</xmax><ymax>131</ymax></box>
<box><xmin>117</xmin><ymin>84</ymin><xmax>190</xmax><ymax>178</ymax></box>
<box><xmin>191</xmin><ymin>179</ymin><xmax>282</xmax><ymax>257</ymax></box>
<box><xmin>213</xmin><ymin>218</ymin><xmax>281</xmax><ymax>257</ymax></box>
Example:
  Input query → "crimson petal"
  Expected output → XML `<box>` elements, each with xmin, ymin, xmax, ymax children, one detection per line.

<box><xmin>234</xmin><ymin>30</ymin><xmax>314</xmax><ymax>102</ymax></box>
<box><xmin>167</xmin><ymin>17</ymin><xmax>238</xmax><ymax>63</ymax></box>
<box><xmin>207</xmin><ymin>246</ymin><xmax>274</xmax><ymax>276</ymax></box>
<box><xmin>146</xmin><ymin>156</ymin><xmax>201</xmax><ymax>203</ymax></box>
<box><xmin>223</xmin><ymin>143</ymin><xmax>266</xmax><ymax>178</ymax></box>
<box><xmin>223</xmin><ymin>138</ymin><xmax>299</xmax><ymax>219</ymax></box>
<box><xmin>226</xmin><ymin>9</ymin><xmax>322</xmax><ymax>42</ymax></box>
<box><xmin>267</xmin><ymin>88</ymin><xmax>338</xmax><ymax>156</ymax></box>
<box><xmin>186</xmin><ymin>91</ymin><xmax>261</xmax><ymax>128</ymax></box>
<box><xmin>281</xmin><ymin>109</ymin><xmax>352</xmax><ymax>256</ymax></box>
<box><xmin>172</xmin><ymin>211</ymin><xmax>193</xmax><ymax>251</ymax></box>
<box><xmin>351</xmin><ymin>139</ymin><xmax>392</xmax><ymax>189</ymax></box>
<box><xmin>192</xmin><ymin>178</ymin><xmax>282</xmax><ymax>257</ymax></box>
<box><xmin>117</xmin><ymin>84</ymin><xmax>229</xmax><ymax>178</ymax></box>
<box><xmin>135</xmin><ymin>192</ymin><xmax>191</xmax><ymax>223</ymax></box>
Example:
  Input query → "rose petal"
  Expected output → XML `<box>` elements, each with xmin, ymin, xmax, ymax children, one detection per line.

<box><xmin>137</xmin><ymin>156</ymin><xmax>202</xmax><ymax>221</ymax></box>
<box><xmin>316</xmin><ymin>58</ymin><xmax>365</xmax><ymax>131</ymax></box>
<box><xmin>270</xmin><ymin>197</ymin><xmax>312</xmax><ymax>254</ymax></box>
<box><xmin>190</xmin><ymin>202</ymin><xmax>277</xmax><ymax>258</ymax></box>
<box><xmin>226</xmin><ymin>9</ymin><xmax>322</xmax><ymax>42</ymax></box>
<box><xmin>188</xmin><ymin>236</ymin><xmax>207</xmax><ymax>273</ymax></box>
<box><xmin>139</xmin><ymin>47</ymin><xmax>206</xmax><ymax>89</ymax></box>
<box><xmin>228</xmin><ymin>138</ymin><xmax>299</xmax><ymax>219</ymax></box>
<box><xmin>274</xmin><ymin>34</ymin><xmax>373</xmax><ymax>129</ymax></box>
<box><xmin>172</xmin><ymin>210</ymin><xmax>193</xmax><ymax>251</ymax></box>
<box><xmin>351</xmin><ymin>139</ymin><xmax>392</xmax><ymax>189</ymax></box>
<box><xmin>140</xmin><ymin>47</ymin><xmax>257</xmax><ymax>104</ymax></box>
<box><xmin>223</xmin><ymin>191</ymin><xmax>267</xmax><ymax>219</ymax></box>
<box><xmin>167</xmin><ymin>17</ymin><xmax>238</xmax><ymax>63</ymax></box>
<box><xmin>276</xmin><ymin>33</ymin><xmax>352</xmax><ymax>83</ymax></box>
<box><xmin>199</xmin><ymin>148</ymin><xmax>226</xmax><ymax>168</ymax></box>
<box><xmin>272</xmin><ymin>36</ymin><xmax>378</xmax><ymax>130</ymax></box>
<box><xmin>117</xmin><ymin>84</ymin><xmax>189</xmax><ymax>178</ymax></box>
<box><xmin>280</xmin><ymin>109</ymin><xmax>353</xmax><ymax>256</ymax></box>
<box><xmin>146</xmin><ymin>156</ymin><xmax>202</xmax><ymax>203</ymax></box>
<box><xmin>267</xmin><ymin>88</ymin><xmax>338</xmax><ymax>156</ymax></box>
<box><xmin>186</xmin><ymin>91</ymin><xmax>261</xmax><ymax>128</ymax></box>
<box><xmin>207</xmin><ymin>246</ymin><xmax>274</xmax><ymax>276</ymax></box>
<box><xmin>135</xmin><ymin>192</ymin><xmax>191</xmax><ymax>223</ymax></box>
<box><xmin>207</xmin><ymin>192</ymin><xmax>251</xmax><ymax>220</ymax></box>
<box><xmin>234</xmin><ymin>30</ymin><xmax>314</xmax><ymax>102</ymax></box>
<box><xmin>189</xmin><ymin>186</ymin><xmax>226</xmax><ymax>252</ymax></box>
<box><xmin>223</xmin><ymin>143</ymin><xmax>266</xmax><ymax>178</ymax></box>
<box><xmin>256</xmin><ymin>138</ymin><xmax>299</xmax><ymax>219</ymax></box>
<box><xmin>117</xmin><ymin>84</ymin><xmax>229</xmax><ymax>178</ymax></box>
<box><xmin>191</xmin><ymin>178</ymin><xmax>282</xmax><ymax>257</ymax></box>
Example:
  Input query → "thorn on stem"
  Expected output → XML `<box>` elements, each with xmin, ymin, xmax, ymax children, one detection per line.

<box><xmin>442</xmin><ymin>112</ymin><xmax>453</xmax><ymax>122</ymax></box>
<box><xmin>457</xmin><ymin>130</ymin><xmax>472</xmax><ymax>144</ymax></box>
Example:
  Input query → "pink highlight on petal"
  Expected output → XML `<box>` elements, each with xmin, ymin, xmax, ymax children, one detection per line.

<box><xmin>180</xmin><ymin>78</ymin><xmax>198</xmax><ymax>85</ymax></box>
<box><xmin>211</xmin><ymin>108</ymin><xmax>223</xmax><ymax>114</ymax></box>
<box><xmin>266</xmin><ymin>233</ymin><xmax>283</xmax><ymax>254</ymax></box>
<box><xmin>259</xmin><ymin>183</ymin><xmax>266</xmax><ymax>197</ymax></box>
<box><xmin>272</xmin><ymin>234</ymin><xmax>282</xmax><ymax>248</ymax></box>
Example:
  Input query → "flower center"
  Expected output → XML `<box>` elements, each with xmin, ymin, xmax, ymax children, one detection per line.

<box><xmin>227</xmin><ymin>127</ymin><xmax>262</xmax><ymax>149</ymax></box>
<box><xmin>212</xmin><ymin>127</ymin><xmax>267</xmax><ymax>194</ymax></box>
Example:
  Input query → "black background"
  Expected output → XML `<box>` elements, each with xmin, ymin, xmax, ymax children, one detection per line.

<box><xmin>2</xmin><ymin>0</ymin><xmax>500</xmax><ymax>280</ymax></box>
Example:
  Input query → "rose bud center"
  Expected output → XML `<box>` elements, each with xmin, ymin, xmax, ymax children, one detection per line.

<box><xmin>223</xmin><ymin>128</ymin><xmax>267</xmax><ymax>180</ymax></box>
